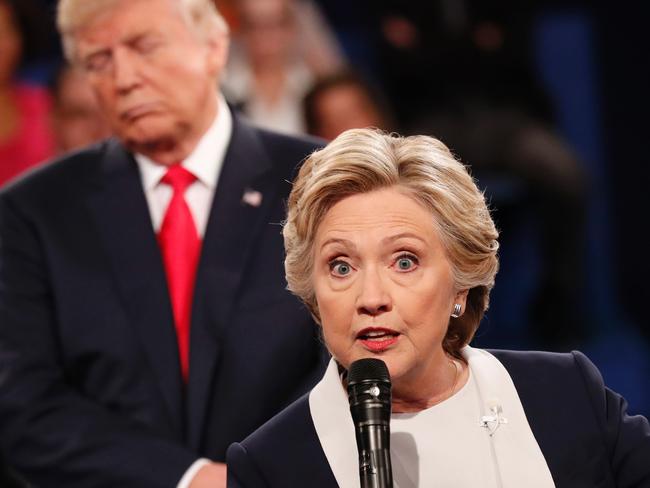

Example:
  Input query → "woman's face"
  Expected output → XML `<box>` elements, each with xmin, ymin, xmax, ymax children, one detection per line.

<box><xmin>239</xmin><ymin>0</ymin><xmax>295</xmax><ymax>67</ymax></box>
<box><xmin>0</xmin><ymin>3</ymin><xmax>22</xmax><ymax>85</ymax></box>
<box><xmin>312</xmin><ymin>187</ymin><xmax>467</xmax><ymax>391</ymax></box>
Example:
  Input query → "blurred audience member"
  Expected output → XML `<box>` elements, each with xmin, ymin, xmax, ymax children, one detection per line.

<box><xmin>51</xmin><ymin>64</ymin><xmax>111</xmax><ymax>153</ymax></box>
<box><xmin>303</xmin><ymin>70</ymin><xmax>393</xmax><ymax>140</ymax></box>
<box><xmin>0</xmin><ymin>0</ymin><xmax>54</xmax><ymax>186</ymax></box>
<box><xmin>222</xmin><ymin>0</ymin><xmax>344</xmax><ymax>134</ymax></box>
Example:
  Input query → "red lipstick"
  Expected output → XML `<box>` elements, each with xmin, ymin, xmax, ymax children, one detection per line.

<box><xmin>356</xmin><ymin>327</ymin><xmax>400</xmax><ymax>352</ymax></box>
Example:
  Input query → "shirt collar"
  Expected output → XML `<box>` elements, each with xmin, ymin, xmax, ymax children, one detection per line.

<box><xmin>135</xmin><ymin>92</ymin><xmax>233</xmax><ymax>190</ymax></box>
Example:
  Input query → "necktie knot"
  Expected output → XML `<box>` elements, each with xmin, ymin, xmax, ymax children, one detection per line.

<box><xmin>161</xmin><ymin>164</ymin><xmax>196</xmax><ymax>194</ymax></box>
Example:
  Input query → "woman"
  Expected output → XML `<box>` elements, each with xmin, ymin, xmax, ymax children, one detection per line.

<box><xmin>226</xmin><ymin>129</ymin><xmax>650</xmax><ymax>487</ymax></box>
<box><xmin>0</xmin><ymin>0</ymin><xmax>55</xmax><ymax>186</ymax></box>
<box><xmin>221</xmin><ymin>0</ymin><xmax>345</xmax><ymax>135</ymax></box>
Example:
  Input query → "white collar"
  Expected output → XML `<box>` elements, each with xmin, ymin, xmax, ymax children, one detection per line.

<box><xmin>309</xmin><ymin>359</ymin><xmax>359</xmax><ymax>488</ymax></box>
<box><xmin>309</xmin><ymin>347</ymin><xmax>555</xmax><ymax>488</ymax></box>
<box><xmin>135</xmin><ymin>92</ymin><xmax>232</xmax><ymax>190</ymax></box>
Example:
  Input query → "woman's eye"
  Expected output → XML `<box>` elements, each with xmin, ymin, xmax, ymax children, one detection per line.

<box><xmin>330</xmin><ymin>260</ymin><xmax>352</xmax><ymax>276</ymax></box>
<box><xmin>395</xmin><ymin>254</ymin><xmax>418</xmax><ymax>271</ymax></box>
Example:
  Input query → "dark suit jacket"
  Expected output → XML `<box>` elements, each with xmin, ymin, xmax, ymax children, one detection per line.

<box><xmin>227</xmin><ymin>350</ymin><xmax>650</xmax><ymax>487</ymax></box>
<box><xmin>0</xmin><ymin>116</ymin><xmax>327</xmax><ymax>487</ymax></box>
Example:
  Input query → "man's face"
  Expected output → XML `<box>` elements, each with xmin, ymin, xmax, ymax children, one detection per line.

<box><xmin>73</xmin><ymin>0</ymin><xmax>227</xmax><ymax>154</ymax></box>
<box><xmin>312</xmin><ymin>84</ymin><xmax>384</xmax><ymax>141</ymax></box>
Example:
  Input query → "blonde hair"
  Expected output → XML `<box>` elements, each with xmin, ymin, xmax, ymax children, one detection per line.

<box><xmin>283</xmin><ymin>128</ymin><xmax>499</xmax><ymax>360</ymax></box>
<box><xmin>57</xmin><ymin>0</ymin><xmax>229</xmax><ymax>61</ymax></box>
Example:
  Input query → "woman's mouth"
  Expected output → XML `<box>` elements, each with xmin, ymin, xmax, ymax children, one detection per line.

<box><xmin>356</xmin><ymin>327</ymin><xmax>400</xmax><ymax>352</ymax></box>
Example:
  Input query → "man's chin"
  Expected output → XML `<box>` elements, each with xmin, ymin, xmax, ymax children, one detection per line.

<box><xmin>119</xmin><ymin>126</ymin><xmax>177</xmax><ymax>153</ymax></box>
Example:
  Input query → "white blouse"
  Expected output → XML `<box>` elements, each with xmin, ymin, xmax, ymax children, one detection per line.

<box><xmin>309</xmin><ymin>347</ymin><xmax>556</xmax><ymax>488</ymax></box>
<box><xmin>391</xmin><ymin>370</ymin><xmax>498</xmax><ymax>487</ymax></box>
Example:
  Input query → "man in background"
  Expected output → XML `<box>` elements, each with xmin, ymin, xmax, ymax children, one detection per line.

<box><xmin>0</xmin><ymin>0</ymin><xmax>325</xmax><ymax>486</ymax></box>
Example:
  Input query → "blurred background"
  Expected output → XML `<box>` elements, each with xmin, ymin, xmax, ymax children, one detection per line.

<box><xmin>2</xmin><ymin>0</ymin><xmax>648</xmax><ymax>414</ymax></box>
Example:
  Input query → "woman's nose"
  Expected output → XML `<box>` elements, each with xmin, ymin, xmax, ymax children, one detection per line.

<box><xmin>355</xmin><ymin>268</ymin><xmax>392</xmax><ymax>316</ymax></box>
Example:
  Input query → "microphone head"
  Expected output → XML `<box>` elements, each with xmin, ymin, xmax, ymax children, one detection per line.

<box><xmin>347</xmin><ymin>358</ymin><xmax>392</xmax><ymax>416</ymax></box>
<box><xmin>348</xmin><ymin>358</ymin><xmax>390</xmax><ymax>386</ymax></box>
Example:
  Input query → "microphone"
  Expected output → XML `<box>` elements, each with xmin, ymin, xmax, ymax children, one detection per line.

<box><xmin>347</xmin><ymin>358</ymin><xmax>393</xmax><ymax>488</ymax></box>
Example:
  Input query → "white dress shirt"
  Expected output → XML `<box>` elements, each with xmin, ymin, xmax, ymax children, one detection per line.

<box><xmin>134</xmin><ymin>94</ymin><xmax>232</xmax><ymax>488</ymax></box>
<box><xmin>221</xmin><ymin>48</ymin><xmax>313</xmax><ymax>135</ymax></box>
<box><xmin>135</xmin><ymin>94</ymin><xmax>233</xmax><ymax>237</ymax></box>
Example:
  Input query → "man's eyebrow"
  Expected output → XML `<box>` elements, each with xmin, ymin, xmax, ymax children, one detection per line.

<box><xmin>83</xmin><ymin>30</ymin><xmax>153</xmax><ymax>51</ymax></box>
<box><xmin>125</xmin><ymin>32</ymin><xmax>157</xmax><ymax>45</ymax></box>
<box><xmin>80</xmin><ymin>46</ymin><xmax>112</xmax><ymax>63</ymax></box>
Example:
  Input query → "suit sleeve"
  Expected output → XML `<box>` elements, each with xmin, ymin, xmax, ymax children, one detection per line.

<box><xmin>226</xmin><ymin>443</ymin><xmax>269</xmax><ymax>488</ymax></box>
<box><xmin>0</xmin><ymin>194</ymin><xmax>197</xmax><ymax>487</ymax></box>
<box><xmin>572</xmin><ymin>351</ymin><xmax>650</xmax><ymax>487</ymax></box>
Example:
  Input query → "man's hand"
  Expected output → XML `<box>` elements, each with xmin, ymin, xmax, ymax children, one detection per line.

<box><xmin>189</xmin><ymin>462</ymin><xmax>227</xmax><ymax>488</ymax></box>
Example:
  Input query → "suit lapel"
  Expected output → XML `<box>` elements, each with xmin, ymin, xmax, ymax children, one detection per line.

<box><xmin>187</xmin><ymin>118</ymin><xmax>281</xmax><ymax>450</ymax></box>
<box><xmin>85</xmin><ymin>140</ymin><xmax>184</xmax><ymax>435</ymax></box>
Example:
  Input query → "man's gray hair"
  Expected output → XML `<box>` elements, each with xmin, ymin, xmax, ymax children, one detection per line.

<box><xmin>57</xmin><ymin>0</ymin><xmax>229</xmax><ymax>61</ymax></box>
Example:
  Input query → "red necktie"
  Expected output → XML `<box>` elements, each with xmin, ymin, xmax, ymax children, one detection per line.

<box><xmin>158</xmin><ymin>165</ymin><xmax>201</xmax><ymax>382</ymax></box>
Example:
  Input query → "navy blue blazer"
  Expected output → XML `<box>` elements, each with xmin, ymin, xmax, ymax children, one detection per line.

<box><xmin>0</xmin><ymin>116</ymin><xmax>328</xmax><ymax>487</ymax></box>
<box><xmin>227</xmin><ymin>350</ymin><xmax>650</xmax><ymax>487</ymax></box>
